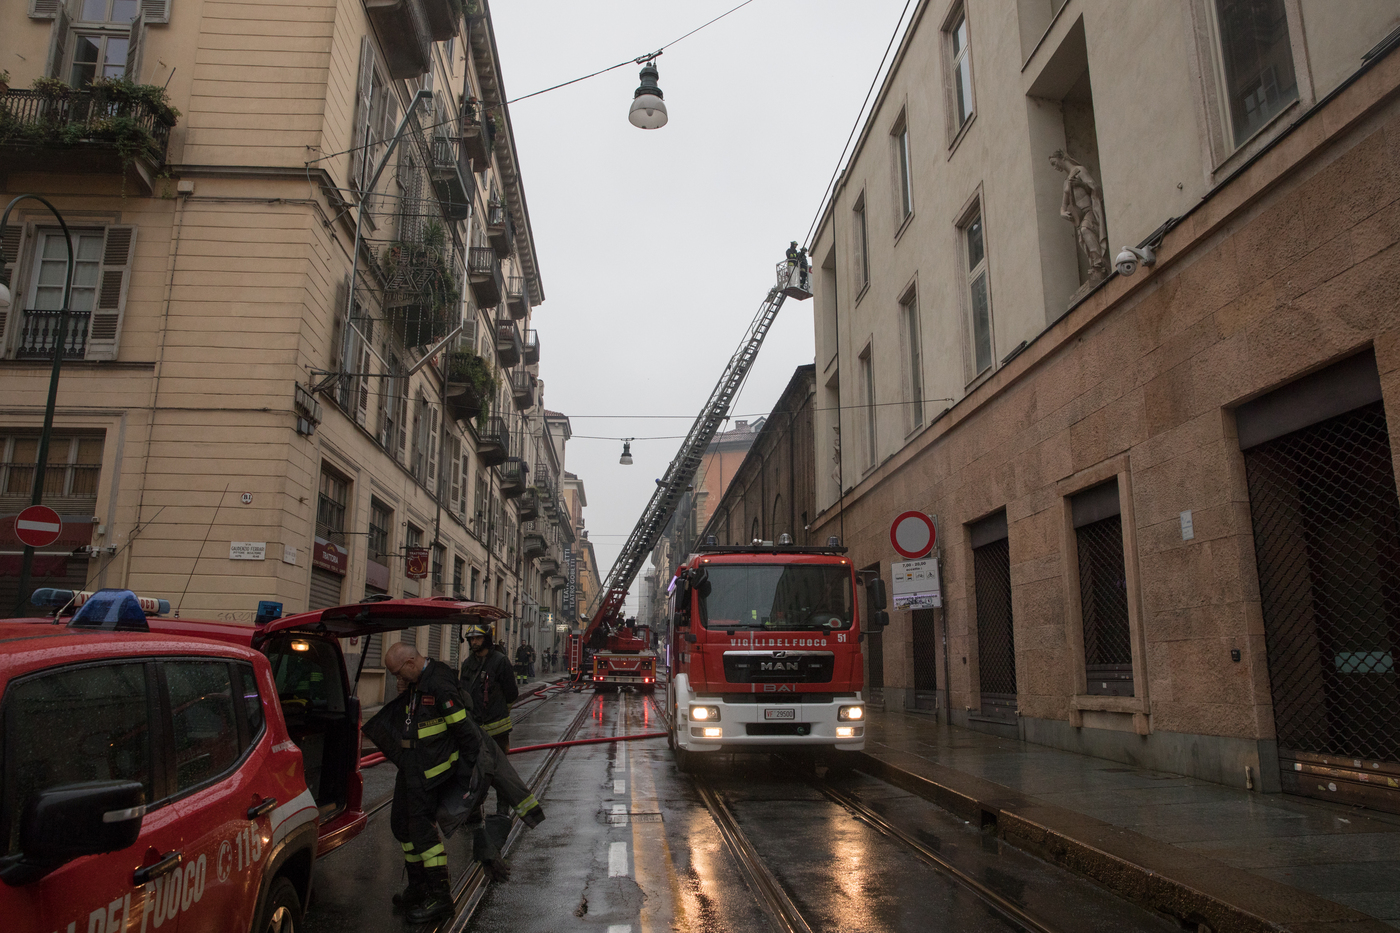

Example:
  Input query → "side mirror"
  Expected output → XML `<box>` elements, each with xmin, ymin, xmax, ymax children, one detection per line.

<box><xmin>866</xmin><ymin>578</ymin><xmax>887</xmax><ymax>611</ymax></box>
<box><xmin>1</xmin><ymin>781</ymin><xmax>145</xmax><ymax>885</ymax></box>
<box><xmin>691</xmin><ymin>567</ymin><xmax>711</xmax><ymax>599</ymax></box>
<box><xmin>873</xmin><ymin>610</ymin><xmax>890</xmax><ymax>629</ymax></box>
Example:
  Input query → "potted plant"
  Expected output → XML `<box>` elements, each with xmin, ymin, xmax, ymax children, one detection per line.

<box><xmin>0</xmin><ymin>71</ymin><xmax>11</xmax><ymax>96</ymax></box>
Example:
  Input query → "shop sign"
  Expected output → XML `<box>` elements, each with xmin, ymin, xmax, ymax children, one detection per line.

<box><xmin>405</xmin><ymin>548</ymin><xmax>430</xmax><ymax>580</ymax></box>
<box><xmin>312</xmin><ymin>536</ymin><xmax>348</xmax><ymax>575</ymax></box>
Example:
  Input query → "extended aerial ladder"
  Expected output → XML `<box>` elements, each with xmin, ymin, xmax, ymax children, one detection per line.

<box><xmin>569</xmin><ymin>252</ymin><xmax>813</xmax><ymax>678</ymax></box>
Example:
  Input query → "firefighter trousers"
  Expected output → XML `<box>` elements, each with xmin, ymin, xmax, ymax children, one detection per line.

<box><xmin>390</xmin><ymin>773</ymin><xmax>450</xmax><ymax>892</ymax></box>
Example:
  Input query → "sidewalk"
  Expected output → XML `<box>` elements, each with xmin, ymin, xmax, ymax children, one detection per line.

<box><xmin>858</xmin><ymin>710</ymin><xmax>1400</xmax><ymax>933</ymax></box>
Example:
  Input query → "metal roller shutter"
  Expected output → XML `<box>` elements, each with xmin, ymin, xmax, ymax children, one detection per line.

<box><xmin>309</xmin><ymin>567</ymin><xmax>343</xmax><ymax>610</ymax></box>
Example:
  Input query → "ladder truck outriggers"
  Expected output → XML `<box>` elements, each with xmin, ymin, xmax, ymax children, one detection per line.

<box><xmin>568</xmin><ymin>251</ymin><xmax>890</xmax><ymax>768</ymax></box>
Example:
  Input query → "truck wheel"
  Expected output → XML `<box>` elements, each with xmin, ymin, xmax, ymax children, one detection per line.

<box><xmin>674</xmin><ymin>743</ymin><xmax>694</xmax><ymax>774</ymax></box>
<box><xmin>257</xmin><ymin>877</ymin><xmax>301</xmax><ymax>933</ymax></box>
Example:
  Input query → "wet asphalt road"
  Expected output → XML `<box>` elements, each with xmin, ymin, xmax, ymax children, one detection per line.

<box><xmin>307</xmin><ymin>689</ymin><xmax>1180</xmax><ymax>932</ymax></box>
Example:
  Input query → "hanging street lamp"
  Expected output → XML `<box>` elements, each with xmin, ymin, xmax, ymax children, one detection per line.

<box><xmin>619</xmin><ymin>440</ymin><xmax>634</xmax><ymax>465</ymax></box>
<box><xmin>628</xmin><ymin>60</ymin><xmax>668</xmax><ymax>130</ymax></box>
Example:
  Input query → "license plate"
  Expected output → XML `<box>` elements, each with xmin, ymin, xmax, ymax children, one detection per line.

<box><xmin>764</xmin><ymin>708</ymin><xmax>795</xmax><ymax>720</ymax></box>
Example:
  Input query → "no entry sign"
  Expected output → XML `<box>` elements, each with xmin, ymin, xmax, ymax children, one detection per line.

<box><xmin>890</xmin><ymin>511</ymin><xmax>936</xmax><ymax>560</ymax></box>
<box><xmin>15</xmin><ymin>505</ymin><xmax>63</xmax><ymax>549</ymax></box>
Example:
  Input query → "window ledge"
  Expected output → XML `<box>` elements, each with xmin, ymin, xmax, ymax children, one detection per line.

<box><xmin>1210</xmin><ymin>98</ymin><xmax>1303</xmax><ymax>180</ymax></box>
<box><xmin>963</xmin><ymin>364</ymin><xmax>994</xmax><ymax>392</ymax></box>
<box><xmin>894</xmin><ymin>210</ymin><xmax>915</xmax><ymax>245</ymax></box>
<box><xmin>1070</xmin><ymin>694</ymin><xmax>1148</xmax><ymax>715</ymax></box>
<box><xmin>854</xmin><ymin>280</ymin><xmax>871</xmax><ymax>307</ymax></box>
<box><xmin>946</xmin><ymin>112</ymin><xmax>976</xmax><ymax>161</ymax></box>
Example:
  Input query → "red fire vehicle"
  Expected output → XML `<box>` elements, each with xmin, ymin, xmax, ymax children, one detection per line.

<box><xmin>665</xmin><ymin>538</ymin><xmax>888</xmax><ymax>771</ymax></box>
<box><xmin>588</xmin><ymin>622</ymin><xmax>657</xmax><ymax>692</ymax></box>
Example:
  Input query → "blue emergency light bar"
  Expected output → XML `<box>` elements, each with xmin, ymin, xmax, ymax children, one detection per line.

<box><xmin>32</xmin><ymin>588</ymin><xmax>171</xmax><ymax>616</ymax></box>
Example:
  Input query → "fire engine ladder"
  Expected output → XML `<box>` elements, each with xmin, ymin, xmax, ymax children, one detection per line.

<box><xmin>579</xmin><ymin>256</ymin><xmax>813</xmax><ymax>644</ymax></box>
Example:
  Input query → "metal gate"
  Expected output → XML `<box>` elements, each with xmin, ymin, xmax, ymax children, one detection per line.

<box><xmin>863</xmin><ymin>566</ymin><xmax>884</xmax><ymax>707</ymax></box>
<box><xmin>308</xmin><ymin>567</ymin><xmax>343</xmax><ymax>610</ymax></box>
<box><xmin>1072</xmin><ymin>478</ymin><xmax>1134</xmax><ymax>698</ymax></box>
<box><xmin>912</xmin><ymin>609</ymin><xmax>939</xmax><ymax>710</ymax></box>
<box><xmin>974</xmin><ymin>538</ymin><xmax>1016</xmax><ymax>721</ymax></box>
<box><xmin>1244</xmin><ymin>401</ymin><xmax>1400</xmax><ymax>812</ymax></box>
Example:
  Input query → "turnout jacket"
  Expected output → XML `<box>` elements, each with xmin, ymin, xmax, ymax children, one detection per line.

<box><xmin>363</xmin><ymin>659</ymin><xmax>480</xmax><ymax>791</ymax></box>
<box><xmin>459</xmin><ymin>647</ymin><xmax>518</xmax><ymax>736</ymax></box>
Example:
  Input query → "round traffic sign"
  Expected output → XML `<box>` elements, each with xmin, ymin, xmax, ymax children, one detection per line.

<box><xmin>15</xmin><ymin>505</ymin><xmax>63</xmax><ymax>549</ymax></box>
<box><xmin>890</xmin><ymin>511</ymin><xmax>935</xmax><ymax>559</ymax></box>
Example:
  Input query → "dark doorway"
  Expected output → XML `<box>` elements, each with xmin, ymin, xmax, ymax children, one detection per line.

<box><xmin>974</xmin><ymin>535</ymin><xmax>1016</xmax><ymax>722</ymax></box>
<box><xmin>912</xmin><ymin>608</ymin><xmax>939</xmax><ymax>710</ymax></box>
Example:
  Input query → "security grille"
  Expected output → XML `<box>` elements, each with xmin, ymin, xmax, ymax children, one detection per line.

<box><xmin>911</xmin><ymin>609</ymin><xmax>939</xmax><ymax>710</ymax></box>
<box><xmin>428</xmin><ymin>623</ymin><xmax>442</xmax><ymax>660</ymax></box>
<box><xmin>974</xmin><ymin>537</ymin><xmax>1016</xmax><ymax>720</ymax></box>
<box><xmin>1244</xmin><ymin>401</ymin><xmax>1400</xmax><ymax>812</ymax></box>
<box><xmin>1077</xmin><ymin>516</ymin><xmax>1133</xmax><ymax>696</ymax></box>
<box><xmin>308</xmin><ymin>567</ymin><xmax>344</xmax><ymax>611</ymax></box>
<box><xmin>363</xmin><ymin>633</ymin><xmax>383</xmax><ymax>670</ymax></box>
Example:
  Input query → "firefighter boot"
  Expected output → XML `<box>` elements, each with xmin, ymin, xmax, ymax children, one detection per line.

<box><xmin>407</xmin><ymin>876</ymin><xmax>454</xmax><ymax>923</ymax></box>
<box><xmin>392</xmin><ymin>862</ymin><xmax>429</xmax><ymax>912</ymax></box>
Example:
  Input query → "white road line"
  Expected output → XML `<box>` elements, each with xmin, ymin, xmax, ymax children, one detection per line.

<box><xmin>607</xmin><ymin>926</ymin><xmax>632</xmax><ymax>933</ymax></box>
<box><xmin>618</xmin><ymin>742</ymin><xmax>627</xmax><ymax>766</ymax></box>
<box><xmin>614</xmin><ymin>779</ymin><xmax>626</xmax><ymax>794</ymax></box>
<box><xmin>608</xmin><ymin>841</ymin><xmax>629</xmax><ymax>877</ymax></box>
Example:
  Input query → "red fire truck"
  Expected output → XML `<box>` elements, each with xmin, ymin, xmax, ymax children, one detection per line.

<box><xmin>588</xmin><ymin>623</ymin><xmax>657</xmax><ymax>692</ymax></box>
<box><xmin>665</xmin><ymin>537</ymin><xmax>887</xmax><ymax>771</ymax></box>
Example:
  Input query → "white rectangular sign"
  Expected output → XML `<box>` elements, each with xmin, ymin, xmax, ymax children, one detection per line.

<box><xmin>230</xmin><ymin>541</ymin><xmax>267</xmax><ymax>561</ymax></box>
<box><xmin>282</xmin><ymin>545</ymin><xmax>298</xmax><ymax>565</ymax></box>
<box><xmin>892</xmin><ymin>558</ymin><xmax>941</xmax><ymax>609</ymax></box>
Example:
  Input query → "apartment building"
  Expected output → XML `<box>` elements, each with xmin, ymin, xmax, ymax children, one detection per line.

<box><xmin>0</xmin><ymin>0</ymin><xmax>570</xmax><ymax>705</ymax></box>
<box><xmin>810</xmin><ymin>0</ymin><xmax>1400</xmax><ymax>810</ymax></box>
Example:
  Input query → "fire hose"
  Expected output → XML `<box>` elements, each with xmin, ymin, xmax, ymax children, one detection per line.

<box><xmin>358</xmin><ymin>731</ymin><xmax>667</xmax><ymax>768</ymax></box>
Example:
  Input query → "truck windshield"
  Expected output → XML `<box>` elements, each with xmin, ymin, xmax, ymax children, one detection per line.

<box><xmin>700</xmin><ymin>564</ymin><xmax>853</xmax><ymax>631</ymax></box>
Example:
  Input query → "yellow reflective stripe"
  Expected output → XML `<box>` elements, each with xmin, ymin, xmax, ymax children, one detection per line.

<box><xmin>515</xmin><ymin>794</ymin><xmax>539</xmax><ymax>815</ymax></box>
<box><xmin>424</xmin><ymin>751</ymin><xmax>459</xmax><ymax>779</ymax></box>
<box><xmin>444</xmin><ymin>709</ymin><xmax>467</xmax><ymax>725</ymax></box>
<box><xmin>423</xmin><ymin>855</ymin><xmax>447</xmax><ymax>868</ymax></box>
<box><xmin>418</xmin><ymin>721</ymin><xmax>447</xmax><ymax>738</ymax></box>
<box><xmin>402</xmin><ymin>842</ymin><xmax>416</xmax><ymax>853</ymax></box>
<box><xmin>403</xmin><ymin>851</ymin><xmax>424</xmax><ymax>863</ymax></box>
<box><xmin>483</xmin><ymin>716</ymin><xmax>513</xmax><ymax>736</ymax></box>
<box><xmin>421</xmin><ymin>844</ymin><xmax>444</xmax><ymax>859</ymax></box>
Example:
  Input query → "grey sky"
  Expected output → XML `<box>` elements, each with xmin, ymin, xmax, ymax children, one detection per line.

<box><xmin>489</xmin><ymin>0</ymin><xmax>909</xmax><ymax>614</ymax></box>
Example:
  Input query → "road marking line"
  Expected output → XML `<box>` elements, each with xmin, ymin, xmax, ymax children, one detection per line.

<box><xmin>614</xmin><ymin>779</ymin><xmax>626</xmax><ymax>794</ymax></box>
<box><xmin>607</xmin><ymin>926</ymin><xmax>632</xmax><ymax>933</ymax></box>
<box><xmin>610</xmin><ymin>803</ymin><xmax>629</xmax><ymax>825</ymax></box>
<box><xmin>608</xmin><ymin>841</ymin><xmax>629</xmax><ymax>877</ymax></box>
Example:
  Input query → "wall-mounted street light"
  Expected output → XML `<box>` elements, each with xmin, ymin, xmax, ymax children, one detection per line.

<box><xmin>0</xmin><ymin>194</ymin><xmax>76</xmax><ymax>617</ymax></box>
<box><xmin>619</xmin><ymin>440</ymin><xmax>634</xmax><ymax>465</ymax></box>
<box><xmin>628</xmin><ymin>60</ymin><xmax>668</xmax><ymax>130</ymax></box>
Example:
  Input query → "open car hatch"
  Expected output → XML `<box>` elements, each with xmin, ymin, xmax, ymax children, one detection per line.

<box><xmin>257</xmin><ymin>596</ymin><xmax>508</xmax><ymax>642</ymax></box>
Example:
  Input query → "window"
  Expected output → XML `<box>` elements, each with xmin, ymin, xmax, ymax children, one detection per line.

<box><xmin>69</xmin><ymin>32</ymin><xmax>129</xmax><ymax>85</ymax></box>
<box><xmin>961</xmin><ymin>206</ymin><xmax>994</xmax><ymax>376</ymax></box>
<box><xmin>317</xmin><ymin>466</ymin><xmax>349</xmax><ymax>545</ymax></box>
<box><xmin>852</xmin><ymin>195</ymin><xmax>870</xmax><ymax>294</ymax></box>
<box><xmin>1070</xmin><ymin>481</ymin><xmax>1133</xmax><ymax>697</ymax></box>
<box><xmin>0</xmin><ymin>433</ymin><xmax>103</xmax><ymax>500</ymax></box>
<box><xmin>1214</xmin><ymin>0</ymin><xmax>1298</xmax><ymax>146</ymax></box>
<box><xmin>947</xmin><ymin>8</ymin><xmax>975</xmax><ymax>132</ymax></box>
<box><xmin>11</xmin><ymin>226</ymin><xmax>135</xmax><ymax>362</ymax></box>
<box><xmin>368</xmin><ymin>500</ymin><xmax>392</xmax><ymax>563</ymax></box>
<box><xmin>901</xmin><ymin>291</ymin><xmax>923</xmax><ymax>430</ymax></box>
<box><xmin>471</xmin><ymin>565</ymin><xmax>481</xmax><ymax>601</ymax></box>
<box><xmin>350</xmin><ymin>36</ymin><xmax>400</xmax><ymax>189</ymax></box>
<box><xmin>859</xmin><ymin>343</ymin><xmax>877</xmax><ymax>468</ymax></box>
<box><xmin>2</xmin><ymin>662</ymin><xmax>152</xmax><ymax>856</ymax></box>
<box><xmin>431</xmin><ymin>543</ymin><xmax>445</xmax><ymax>586</ymax></box>
<box><xmin>233</xmin><ymin>663</ymin><xmax>265</xmax><ymax>751</ymax></box>
<box><xmin>453</xmin><ymin>556</ymin><xmax>466</xmax><ymax>597</ymax></box>
<box><xmin>894</xmin><ymin>120</ymin><xmax>913</xmax><ymax>223</ymax></box>
<box><xmin>406</xmin><ymin>525</ymin><xmax>423</xmax><ymax>552</ymax></box>
<box><xmin>166</xmin><ymin>661</ymin><xmax>241</xmax><ymax>792</ymax></box>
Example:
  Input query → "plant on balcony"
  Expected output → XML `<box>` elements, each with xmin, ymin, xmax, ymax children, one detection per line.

<box><xmin>0</xmin><ymin>77</ymin><xmax>180</xmax><ymax>171</ymax></box>
<box><xmin>380</xmin><ymin>220</ymin><xmax>462</xmax><ymax>346</ymax></box>
<box><xmin>443</xmin><ymin>348</ymin><xmax>498</xmax><ymax>428</ymax></box>
<box><xmin>0</xmin><ymin>71</ymin><xmax>10</xmax><ymax>95</ymax></box>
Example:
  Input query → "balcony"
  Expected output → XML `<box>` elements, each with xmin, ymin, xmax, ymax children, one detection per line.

<box><xmin>523</xmin><ymin>531</ymin><xmax>548</xmax><ymax>560</ymax></box>
<box><xmin>548</xmin><ymin>574</ymin><xmax>568</xmax><ymax>591</ymax></box>
<box><xmin>511</xmin><ymin>370</ymin><xmax>537</xmax><ymax>411</ymax></box>
<box><xmin>430</xmin><ymin>132</ymin><xmax>471</xmax><ymax>222</ymax></box>
<box><xmin>539</xmin><ymin>556</ymin><xmax>560</xmax><ymax>575</ymax></box>
<box><xmin>486</xmin><ymin>200</ymin><xmax>514</xmax><ymax>257</ymax></box>
<box><xmin>533</xmin><ymin>463</ymin><xmax>554</xmax><ymax>501</ymax></box>
<box><xmin>441</xmin><ymin>350</ymin><xmax>494</xmax><ymax>424</ymax></box>
<box><xmin>494</xmin><ymin>316</ymin><xmax>521</xmax><ymax>367</ymax></box>
<box><xmin>14</xmin><ymin>309</ymin><xmax>92</xmax><ymax>360</ymax></box>
<box><xmin>0</xmin><ymin>85</ymin><xmax>176</xmax><ymax>180</ymax></box>
<box><xmin>517</xmin><ymin>488</ymin><xmax>539</xmax><ymax>521</ymax></box>
<box><xmin>381</xmin><ymin>229</ymin><xmax>462</xmax><ymax>347</ymax></box>
<box><xmin>499</xmin><ymin>457</ymin><xmax>528</xmax><ymax>499</ymax></box>
<box><xmin>461</xmin><ymin>101</ymin><xmax>493</xmax><ymax>168</ymax></box>
<box><xmin>506</xmin><ymin>277</ymin><xmax>528</xmax><ymax>320</ymax></box>
<box><xmin>522</xmin><ymin>329</ymin><xmax>540</xmax><ymax>365</ymax></box>
<box><xmin>364</xmin><ymin>0</ymin><xmax>432</xmax><ymax>78</ymax></box>
<box><xmin>468</xmin><ymin>246</ymin><xmax>502</xmax><ymax>307</ymax></box>
<box><xmin>476</xmin><ymin>414</ymin><xmax>509</xmax><ymax>467</ymax></box>
<box><xmin>421</xmin><ymin>0</ymin><xmax>459</xmax><ymax>40</ymax></box>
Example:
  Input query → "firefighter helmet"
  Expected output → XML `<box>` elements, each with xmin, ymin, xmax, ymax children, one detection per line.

<box><xmin>464</xmin><ymin>623</ymin><xmax>492</xmax><ymax>639</ymax></box>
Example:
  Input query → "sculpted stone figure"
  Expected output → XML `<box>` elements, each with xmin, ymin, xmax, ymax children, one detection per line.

<box><xmin>1049</xmin><ymin>149</ymin><xmax>1108</xmax><ymax>281</ymax></box>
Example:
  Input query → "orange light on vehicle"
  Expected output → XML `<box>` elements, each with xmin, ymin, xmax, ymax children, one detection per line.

<box><xmin>291</xmin><ymin>640</ymin><xmax>310</xmax><ymax>652</ymax></box>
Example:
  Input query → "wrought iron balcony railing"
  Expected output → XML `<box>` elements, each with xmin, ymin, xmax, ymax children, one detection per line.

<box><xmin>487</xmin><ymin>199</ymin><xmax>513</xmax><ymax>257</ymax></box>
<box><xmin>467</xmin><ymin>246</ymin><xmax>502</xmax><ymax>307</ymax></box>
<box><xmin>430</xmin><ymin>131</ymin><xmax>471</xmax><ymax>222</ymax></box>
<box><xmin>15</xmin><ymin>309</ymin><xmax>91</xmax><ymax>360</ymax></box>
<box><xmin>522</xmin><ymin>328</ymin><xmax>540</xmax><ymax>365</ymax></box>
<box><xmin>475</xmin><ymin>414</ymin><xmax>509</xmax><ymax>466</ymax></box>
<box><xmin>0</xmin><ymin>87</ymin><xmax>175</xmax><ymax>170</ymax></box>
<box><xmin>511</xmin><ymin>370</ymin><xmax>536</xmax><ymax>411</ymax></box>
<box><xmin>506</xmin><ymin>276</ymin><xmax>528</xmax><ymax>319</ymax></box>
<box><xmin>495</xmin><ymin>315</ymin><xmax>521</xmax><ymax>367</ymax></box>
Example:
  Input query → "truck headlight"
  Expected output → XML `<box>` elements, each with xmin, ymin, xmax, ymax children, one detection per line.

<box><xmin>690</xmin><ymin>705</ymin><xmax>720</xmax><ymax>722</ymax></box>
<box><xmin>838</xmin><ymin>705</ymin><xmax>864</xmax><ymax>721</ymax></box>
<box><xmin>702</xmin><ymin>727</ymin><xmax>722</xmax><ymax>738</ymax></box>
<box><xmin>836</xmin><ymin>726</ymin><xmax>855</xmax><ymax>737</ymax></box>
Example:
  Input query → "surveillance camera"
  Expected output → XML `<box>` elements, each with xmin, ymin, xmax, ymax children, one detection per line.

<box><xmin>1115</xmin><ymin>245</ymin><xmax>1156</xmax><ymax>277</ymax></box>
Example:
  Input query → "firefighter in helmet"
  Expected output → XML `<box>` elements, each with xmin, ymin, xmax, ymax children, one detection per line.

<box><xmin>460</xmin><ymin>622</ymin><xmax>519</xmax><ymax>752</ymax></box>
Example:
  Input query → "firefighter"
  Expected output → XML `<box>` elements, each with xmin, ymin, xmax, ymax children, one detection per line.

<box><xmin>365</xmin><ymin>641</ymin><xmax>482</xmax><ymax>923</ymax></box>
<box><xmin>461</xmin><ymin>623</ymin><xmax>518</xmax><ymax>753</ymax></box>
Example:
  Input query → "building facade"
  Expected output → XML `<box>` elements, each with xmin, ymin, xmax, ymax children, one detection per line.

<box><xmin>810</xmin><ymin>0</ymin><xmax>1400</xmax><ymax>811</ymax></box>
<box><xmin>0</xmin><ymin>0</ymin><xmax>575</xmax><ymax>705</ymax></box>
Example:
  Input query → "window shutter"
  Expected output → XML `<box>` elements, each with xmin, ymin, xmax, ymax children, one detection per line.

<box><xmin>427</xmin><ymin>406</ymin><xmax>439</xmax><ymax>488</ymax></box>
<box><xmin>397</xmin><ymin>387</ymin><xmax>408</xmax><ymax>458</ymax></box>
<box><xmin>330</xmin><ymin>276</ymin><xmax>348</xmax><ymax>373</ymax></box>
<box><xmin>350</xmin><ymin>37</ymin><xmax>374</xmax><ymax>190</ymax></box>
<box><xmin>0</xmin><ymin>225</ymin><xmax>19</xmax><ymax>347</ymax></box>
<box><xmin>45</xmin><ymin>3</ymin><xmax>71</xmax><ymax>77</ymax></box>
<box><xmin>141</xmin><ymin>0</ymin><xmax>170</xmax><ymax>25</ymax></box>
<box><xmin>461</xmin><ymin>313</ymin><xmax>477</xmax><ymax>348</ymax></box>
<box><xmin>125</xmin><ymin>12</ymin><xmax>146</xmax><ymax>82</ymax></box>
<box><xmin>29</xmin><ymin>0</ymin><xmax>60</xmax><ymax>19</ymax></box>
<box><xmin>85</xmin><ymin>225</ymin><xmax>136</xmax><ymax>361</ymax></box>
<box><xmin>449</xmin><ymin>436</ymin><xmax>462</xmax><ymax>509</ymax></box>
<box><xmin>356</xmin><ymin>345</ymin><xmax>372</xmax><ymax>425</ymax></box>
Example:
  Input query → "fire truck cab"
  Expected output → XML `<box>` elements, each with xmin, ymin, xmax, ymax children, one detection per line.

<box><xmin>666</xmin><ymin>539</ymin><xmax>880</xmax><ymax>771</ymax></box>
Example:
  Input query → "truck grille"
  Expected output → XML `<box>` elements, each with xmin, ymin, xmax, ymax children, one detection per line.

<box><xmin>723</xmin><ymin>652</ymin><xmax>834</xmax><ymax>684</ymax></box>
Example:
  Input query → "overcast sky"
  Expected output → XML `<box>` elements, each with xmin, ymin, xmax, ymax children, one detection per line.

<box><xmin>489</xmin><ymin>0</ymin><xmax>909</xmax><ymax>615</ymax></box>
